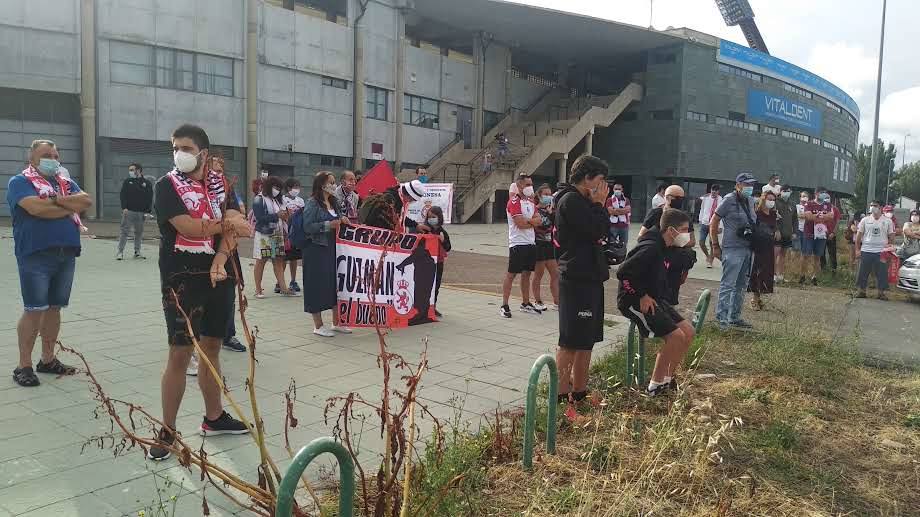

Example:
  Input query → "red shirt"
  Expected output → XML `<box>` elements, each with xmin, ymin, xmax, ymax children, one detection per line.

<box><xmin>803</xmin><ymin>201</ymin><xmax>834</xmax><ymax>238</ymax></box>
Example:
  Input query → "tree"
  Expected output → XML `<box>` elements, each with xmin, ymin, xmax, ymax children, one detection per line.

<box><xmin>893</xmin><ymin>162</ymin><xmax>920</xmax><ymax>208</ymax></box>
<box><xmin>853</xmin><ymin>140</ymin><xmax>899</xmax><ymax>213</ymax></box>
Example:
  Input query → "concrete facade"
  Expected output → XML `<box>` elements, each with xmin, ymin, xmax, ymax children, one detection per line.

<box><xmin>0</xmin><ymin>0</ymin><xmax>859</xmax><ymax>220</ymax></box>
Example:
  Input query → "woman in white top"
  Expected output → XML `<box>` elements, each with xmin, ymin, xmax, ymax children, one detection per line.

<box><xmin>252</xmin><ymin>176</ymin><xmax>295</xmax><ymax>298</ymax></box>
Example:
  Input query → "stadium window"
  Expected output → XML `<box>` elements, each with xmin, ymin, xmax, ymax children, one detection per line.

<box><xmin>781</xmin><ymin>130</ymin><xmax>809</xmax><ymax>143</ymax></box>
<box><xmin>322</xmin><ymin>76</ymin><xmax>348</xmax><ymax>89</ymax></box>
<box><xmin>715</xmin><ymin>116</ymin><xmax>728</xmax><ymax>126</ymax></box>
<box><xmin>320</xmin><ymin>156</ymin><xmax>332</xmax><ymax>166</ymax></box>
<box><xmin>717</xmin><ymin>62</ymin><xmax>762</xmax><ymax>82</ymax></box>
<box><xmin>650</xmin><ymin>109</ymin><xmax>674</xmax><ymax>120</ymax></box>
<box><xmin>823</xmin><ymin>141</ymin><xmax>840</xmax><ymax>152</ymax></box>
<box><xmin>762</xmin><ymin>126</ymin><xmax>777</xmax><ymax>135</ymax></box>
<box><xmin>653</xmin><ymin>52</ymin><xmax>677</xmax><ymax>64</ymax></box>
<box><xmin>366</xmin><ymin>86</ymin><xmax>388</xmax><ymax>121</ymax></box>
<box><xmin>825</xmin><ymin>100</ymin><xmax>842</xmax><ymax>113</ymax></box>
<box><xmin>783</xmin><ymin>83</ymin><xmax>813</xmax><ymax>99</ymax></box>
<box><xmin>686</xmin><ymin>111</ymin><xmax>709</xmax><ymax>122</ymax></box>
<box><xmin>110</xmin><ymin>41</ymin><xmax>154</xmax><ymax>86</ymax></box>
<box><xmin>196</xmin><ymin>54</ymin><xmax>234</xmax><ymax>96</ymax></box>
<box><xmin>112</xmin><ymin>41</ymin><xmax>233</xmax><ymax>96</ymax></box>
<box><xmin>333</xmin><ymin>156</ymin><xmax>345</xmax><ymax>167</ymax></box>
<box><xmin>404</xmin><ymin>94</ymin><xmax>440</xmax><ymax>129</ymax></box>
<box><xmin>812</xmin><ymin>137</ymin><xmax>821</xmax><ymax>145</ymax></box>
<box><xmin>728</xmin><ymin>111</ymin><xmax>745</xmax><ymax>121</ymax></box>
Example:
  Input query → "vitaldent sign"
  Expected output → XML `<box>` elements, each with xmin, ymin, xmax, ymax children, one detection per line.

<box><xmin>746</xmin><ymin>90</ymin><xmax>822</xmax><ymax>136</ymax></box>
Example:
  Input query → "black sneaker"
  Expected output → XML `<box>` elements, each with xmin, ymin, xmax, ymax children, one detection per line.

<box><xmin>222</xmin><ymin>337</ymin><xmax>246</xmax><ymax>352</ymax></box>
<box><xmin>645</xmin><ymin>383</ymin><xmax>671</xmax><ymax>397</ymax></box>
<box><xmin>799</xmin><ymin>275</ymin><xmax>806</xmax><ymax>286</ymax></box>
<box><xmin>289</xmin><ymin>281</ymin><xmax>301</xmax><ymax>293</ymax></box>
<box><xmin>732</xmin><ymin>319</ymin><xmax>754</xmax><ymax>330</ymax></box>
<box><xmin>134</xmin><ymin>253</ymin><xmax>146</xmax><ymax>260</ymax></box>
<box><xmin>499</xmin><ymin>305</ymin><xmax>512</xmax><ymax>318</ymax></box>
<box><xmin>435</xmin><ymin>309</ymin><xmax>443</xmax><ymax>318</ymax></box>
<box><xmin>274</xmin><ymin>284</ymin><xmax>282</xmax><ymax>294</ymax></box>
<box><xmin>147</xmin><ymin>427</ymin><xmax>175</xmax><ymax>461</ymax></box>
<box><xmin>520</xmin><ymin>302</ymin><xmax>542</xmax><ymax>315</ymax></box>
<box><xmin>855</xmin><ymin>290</ymin><xmax>867</xmax><ymax>299</ymax></box>
<box><xmin>200</xmin><ymin>411</ymin><xmax>250</xmax><ymax>436</ymax></box>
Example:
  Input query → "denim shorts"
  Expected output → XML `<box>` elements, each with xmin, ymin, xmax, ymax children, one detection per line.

<box><xmin>17</xmin><ymin>248</ymin><xmax>77</xmax><ymax>311</ymax></box>
<box><xmin>801</xmin><ymin>236</ymin><xmax>827</xmax><ymax>257</ymax></box>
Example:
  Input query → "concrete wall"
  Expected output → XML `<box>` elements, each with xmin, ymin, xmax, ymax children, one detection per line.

<box><xmin>510</xmin><ymin>78</ymin><xmax>551</xmax><ymax>111</ymax></box>
<box><xmin>0</xmin><ymin>0</ymin><xmax>81</xmax><ymax>93</ymax></box>
<box><xmin>483</xmin><ymin>44</ymin><xmax>509</xmax><ymax>113</ymax></box>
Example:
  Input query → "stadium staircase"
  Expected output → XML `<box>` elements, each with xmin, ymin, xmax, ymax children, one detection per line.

<box><xmin>429</xmin><ymin>82</ymin><xmax>643</xmax><ymax>223</ymax></box>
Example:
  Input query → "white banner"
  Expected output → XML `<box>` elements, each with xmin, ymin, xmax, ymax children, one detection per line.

<box><xmin>407</xmin><ymin>182</ymin><xmax>454</xmax><ymax>224</ymax></box>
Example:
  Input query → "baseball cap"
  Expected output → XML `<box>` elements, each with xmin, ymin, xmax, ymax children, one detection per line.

<box><xmin>735</xmin><ymin>172</ymin><xmax>757</xmax><ymax>185</ymax></box>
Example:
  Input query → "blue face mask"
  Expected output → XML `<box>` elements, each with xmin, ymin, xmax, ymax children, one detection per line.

<box><xmin>426</xmin><ymin>217</ymin><xmax>439</xmax><ymax>226</ymax></box>
<box><xmin>541</xmin><ymin>195</ymin><xmax>553</xmax><ymax>206</ymax></box>
<box><xmin>418</xmin><ymin>175</ymin><xmax>429</xmax><ymax>184</ymax></box>
<box><xmin>38</xmin><ymin>158</ymin><xmax>60</xmax><ymax>175</ymax></box>
<box><xmin>820</xmin><ymin>193</ymin><xmax>830</xmax><ymax>203</ymax></box>
<box><xmin>741</xmin><ymin>186</ymin><xmax>754</xmax><ymax>197</ymax></box>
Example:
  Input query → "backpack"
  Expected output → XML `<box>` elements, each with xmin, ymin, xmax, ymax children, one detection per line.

<box><xmin>287</xmin><ymin>208</ymin><xmax>308</xmax><ymax>250</ymax></box>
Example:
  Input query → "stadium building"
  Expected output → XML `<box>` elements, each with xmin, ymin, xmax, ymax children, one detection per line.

<box><xmin>0</xmin><ymin>0</ymin><xmax>858</xmax><ymax>221</ymax></box>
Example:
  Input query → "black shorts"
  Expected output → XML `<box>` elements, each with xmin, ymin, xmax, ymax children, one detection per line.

<box><xmin>284</xmin><ymin>247</ymin><xmax>303</xmax><ymax>261</ymax></box>
<box><xmin>619</xmin><ymin>298</ymin><xmax>684</xmax><ymax>339</ymax></box>
<box><xmin>536</xmin><ymin>241</ymin><xmax>555</xmax><ymax>262</ymax></box>
<box><xmin>162</xmin><ymin>278</ymin><xmax>235</xmax><ymax>347</ymax></box>
<box><xmin>508</xmin><ymin>244</ymin><xmax>537</xmax><ymax>273</ymax></box>
<box><xmin>778</xmin><ymin>237</ymin><xmax>794</xmax><ymax>249</ymax></box>
<box><xmin>558</xmin><ymin>277</ymin><xmax>604</xmax><ymax>350</ymax></box>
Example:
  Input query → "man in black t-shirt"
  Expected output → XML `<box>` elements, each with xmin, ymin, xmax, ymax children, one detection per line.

<box><xmin>147</xmin><ymin>124</ymin><xmax>253</xmax><ymax>462</ymax></box>
<box><xmin>638</xmin><ymin>185</ymin><xmax>697</xmax><ymax>305</ymax></box>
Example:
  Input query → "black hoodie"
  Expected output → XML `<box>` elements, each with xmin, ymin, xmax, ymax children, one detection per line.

<box><xmin>554</xmin><ymin>184</ymin><xmax>610</xmax><ymax>282</ymax></box>
<box><xmin>616</xmin><ymin>228</ymin><xmax>668</xmax><ymax>307</ymax></box>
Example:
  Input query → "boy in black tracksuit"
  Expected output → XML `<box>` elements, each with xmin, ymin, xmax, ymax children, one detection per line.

<box><xmin>617</xmin><ymin>208</ymin><xmax>696</xmax><ymax>396</ymax></box>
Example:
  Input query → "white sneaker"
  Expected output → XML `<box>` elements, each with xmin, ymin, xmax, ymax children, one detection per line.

<box><xmin>186</xmin><ymin>354</ymin><xmax>199</xmax><ymax>376</ymax></box>
<box><xmin>313</xmin><ymin>326</ymin><xmax>335</xmax><ymax>338</ymax></box>
<box><xmin>551</xmin><ymin>304</ymin><xmax>559</xmax><ymax>311</ymax></box>
<box><xmin>331</xmin><ymin>325</ymin><xmax>352</xmax><ymax>334</ymax></box>
<box><xmin>533</xmin><ymin>301</ymin><xmax>548</xmax><ymax>312</ymax></box>
<box><xmin>116</xmin><ymin>251</ymin><xmax>124</xmax><ymax>261</ymax></box>
<box><xmin>775</xmin><ymin>275</ymin><xmax>784</xmax><ymax>283</ymax></box>
<box><xmin>520</xmin><ymin>303</ymin><xmax>542</xmax><ymax>315</ymax></box>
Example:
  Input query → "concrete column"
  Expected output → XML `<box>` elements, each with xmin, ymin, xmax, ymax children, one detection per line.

<box><xmin>353</xmin><ymin>0</ymin><xmax>367</xmax><ymax>172</ymax></box>
<box><xmin>473</xmin><ymin>33</ymin><xmax>484</xmax><ymax>148</ymax></box>
<box><xmin>503</xmin><ymin>46</ymin><xmax>513</xmax><ymax>117</ymax></box>
<box><xmin>79</xmin><ymin>0</ymin><xmax>97</xmax><ymax>218</ymax></box>
<box><xmin>393</xmin><ymin>7</ymin><xmax>405</xmax><ymax>171</ymax></box>
<box><xmin>557</xmin><ymin>153</ymin><xmax>568</xmax><ymax>184</ymax></box>
<box><xmin>583</xmin><ymin>128</ymin><xmax>594</xmax><ymax>156</ymax></box>
<box><xmin>246</xmin><ymin>0</ymin><xmax>258</xmax><ymax>206</ymax></box>
<box><xmin>483</xmin><ymin>192</ymin><xmax>495</xmax><ymax>224</ymax></box>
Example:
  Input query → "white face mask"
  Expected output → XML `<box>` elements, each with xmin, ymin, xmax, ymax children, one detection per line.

<box><xmin>870</xmin><ymin>206</ymin><xmax>881</xmax><ymax>215</ymax></box>
<box><xmin>261</xmin><ymin>171</ymin><xmax>269</xmax><ymax>179</ymax></box>
<box><xmin>766</xmin><ymin>200</ymin><xmax>776</xmax><ymax>209</ymax></box>
<box><xmin>884</xmin><ymin>212</ymin><xmax>893</xmax><ymax>218</ymax></box>
<box><xmin>323</xmin><ymin>183</ymin><xmax>336</xmax><ymax>195</ymax></box>
<box><xmin>781</xmin><ymin>191</ymin><xmax>791</xmax><ymax>200</ymax></box>
<box><xmin>289</xmin><ymin>189</ymin><xmax>300</xmax><ymax>197</ymax></box>
<box><xmin>174</xmin><ymin>150</ymin><xmax>200</xmax><ymax>173</ymax></box>
<box><xmin>911</xmin><ymin>215</ymin><xmax>920</xmax><ymax>223</ymax></box>
<box><xmin>522</xmin><ymin>185</ymin><xmax>535</xmax><ymax>198</ymax></box>
<box><xmin>271</xmin><ymin>187</ymin><xmax>281</xmax><ymax>197</ymax></box>
<box><xmin>671</xmin><ymin>230</ymin><xmax>691</xmax><ymax>248</ymax></box>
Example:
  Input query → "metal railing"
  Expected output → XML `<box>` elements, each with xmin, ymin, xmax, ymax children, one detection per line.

<box><xmin>523</xmin><ymin>354</ymin><xmax>558</xmax><ymax>470</ymax></box>
<box><xmin>276</xmin><ymin>437</ymin><xmax>355</xmax><ymax>517</ymax></box>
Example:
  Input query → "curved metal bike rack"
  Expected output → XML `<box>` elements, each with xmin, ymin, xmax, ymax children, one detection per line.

<box><xmin>625</xmin><ymin>321</ymin><xmax>646</xmax><ymax>387</ymax></box>
<box><xmin>275</xmin><ymin>437</ymin><xmax>355</xmax><ymax>517</ymax></box>
<box><xmin>692</xmin><ymin>289</ymin><xmax>711</xmax><ymax>334</ymax></box>
<box><xmin>523</xmin><ymin>354</ymin><xmax>559</xmax><ymax>470</ymax></box>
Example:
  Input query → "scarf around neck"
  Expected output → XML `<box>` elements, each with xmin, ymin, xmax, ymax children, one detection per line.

<box><xmin>22</xmin><ymin>165</ymin><xmax>83</xmax><ymax>229</ymax></box>
<box><xmin>166</xmin><ymin>168</ymin><xmax>226</xmax><ymax>254</ymax></box>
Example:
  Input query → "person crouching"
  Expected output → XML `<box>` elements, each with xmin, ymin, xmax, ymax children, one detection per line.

<box><xmin>617</xmin><ymin>209</ymin><xmax>696</xmax><ymax>397</ymax></box>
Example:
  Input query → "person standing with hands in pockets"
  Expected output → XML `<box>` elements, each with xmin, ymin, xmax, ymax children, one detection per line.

<box><xmin>116</xmin><ymin>162</ymin><xmax>152</xmax><ymax>260</ymax></box>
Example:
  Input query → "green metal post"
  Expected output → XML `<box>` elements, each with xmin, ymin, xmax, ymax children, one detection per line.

<box><xmin>276</xmin><ymin>437</ymin><xmax>355</xmax><ymax>517</ymax></box>
<box><xmin>523</xmin><ymin>354</ymin><xmax>559</xmax><ymax>470</ymax></box>
<box><xmin>636</xmin><ymin>330</ymin><xmax>646</xmax><ymax>386</ymax></box>
<box><xmin>625</xmin><ymin>321</ymin><xmax>635</xmax><ymax>385</ymax></box>
<box><xmin>692</xmin><ymin>289</ymin><xmax>711</xmax><ymax>335</ymax></box>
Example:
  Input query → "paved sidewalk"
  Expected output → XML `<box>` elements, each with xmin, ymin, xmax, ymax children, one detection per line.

<box><xmin>0</xmin><ymin>228</ymin><xmax>629</xmax><ymax>516</ymax></box>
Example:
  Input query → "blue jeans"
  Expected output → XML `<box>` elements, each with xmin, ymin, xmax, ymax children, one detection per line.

<box><xmin>716</xmin><ymin>247</ymin><xmax>752</xmax><ymax>325</ymax></box>
<box><xmin>609</xmin><ymin>226</ymin><xmax>628</xmax><ymax>244</ymax></box>
<box><xmin>699</xmin><ymin>224</ymin><xmax>710</xmax><ymax>247</ymax></box>
<box><xmin>17</xmin><ymin>248</ymin><xmax>77</xmax><ymax>311</ymax></box>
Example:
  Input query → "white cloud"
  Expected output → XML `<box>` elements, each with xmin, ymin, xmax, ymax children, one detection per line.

<box><xmin>876</xmin><ymin>87</ymin><xmax>920</xmax><ymax>163</ymax></box>
<box><xmin>804</xmin><ymin>42</ymin><xmax>876</xmax><ymax>102</ymax></box>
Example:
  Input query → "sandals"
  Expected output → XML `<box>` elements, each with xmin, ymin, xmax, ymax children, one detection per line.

<box><xmin>35</xmin><ymin>357</ymin><xmax>76</xmax><ymax>375</ymax></box>
<box><xmin>13</xmin><ymin>367</ymin><xmax>40</xmax><ymax>387</ymax></box>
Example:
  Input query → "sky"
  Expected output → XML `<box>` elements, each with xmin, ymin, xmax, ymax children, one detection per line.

<box><xmin>508</xmin><ymin>0</ymin><xmax>920</xmax><ymax>165</ymax></box>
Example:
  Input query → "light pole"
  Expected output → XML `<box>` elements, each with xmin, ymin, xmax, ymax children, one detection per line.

<box><xmin>885</xmin><ymin>158</ymin><xmax>894</xmax><ymax>205</ymax></box>
<box><xmin>903</xmin><ymin>132</ymin><xmax>911</xmax><ymax>170</ymax></box>
<box><xmin>867</xmin><ymin>0</ymin><xmax>888</xmax><ymax>207</ymax></box>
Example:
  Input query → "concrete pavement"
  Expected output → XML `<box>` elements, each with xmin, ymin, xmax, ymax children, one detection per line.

<box><xmin>0</xmin><ymin>227</ymin><xmax>629</xmax><ymax>516</ymax></box>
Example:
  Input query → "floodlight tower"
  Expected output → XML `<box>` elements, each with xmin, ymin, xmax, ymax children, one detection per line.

<box><xmin>714</xmin><ymin>0</ymin><xmax>769</xmax><ymax>54</ymax></box>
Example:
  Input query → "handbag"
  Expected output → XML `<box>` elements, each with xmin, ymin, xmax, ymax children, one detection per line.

<box><xmin>897</xmin><ymin>238</ymin><xmax>920</xmax><ymax>259</ymax></box>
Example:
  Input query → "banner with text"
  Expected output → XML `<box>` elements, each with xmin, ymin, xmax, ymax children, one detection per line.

<box><xmin>747</xmin><ymin>90</ymin><xmax>823</xmax><ymax>136</ymax></box>
<box><xmin>407</xmin><ymin>183</ymin><xmax>454</xmax><ymax>224</ymax></box>
<box><xmin>335</xmin><ymin>225</ymin><xmax>440</xmax><ymax>328</ymax></box>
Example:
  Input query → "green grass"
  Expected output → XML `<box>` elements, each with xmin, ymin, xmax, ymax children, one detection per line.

<box><xmin>548</xmin><ymin>486</ymin><xmax>580</xmax><ymax>513</ymax></box>
<box><xmin>405</xmin><ymin>429</ymin><xmax>493</xmax><ymax>516</ymax></box>
<box><xmin>733</xmin><ymin>386</ymin><xmax>771</xmax><ymax>404</ymax></box>
<box><xmin>749</xmin><ymin>421</ymin><xmax>799</xmax><ymax>451</ymax></box>
<box><xmin>905</xmin><ymin>414</ymin><xmax>920</xmax><ymax>429</ymax></box>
